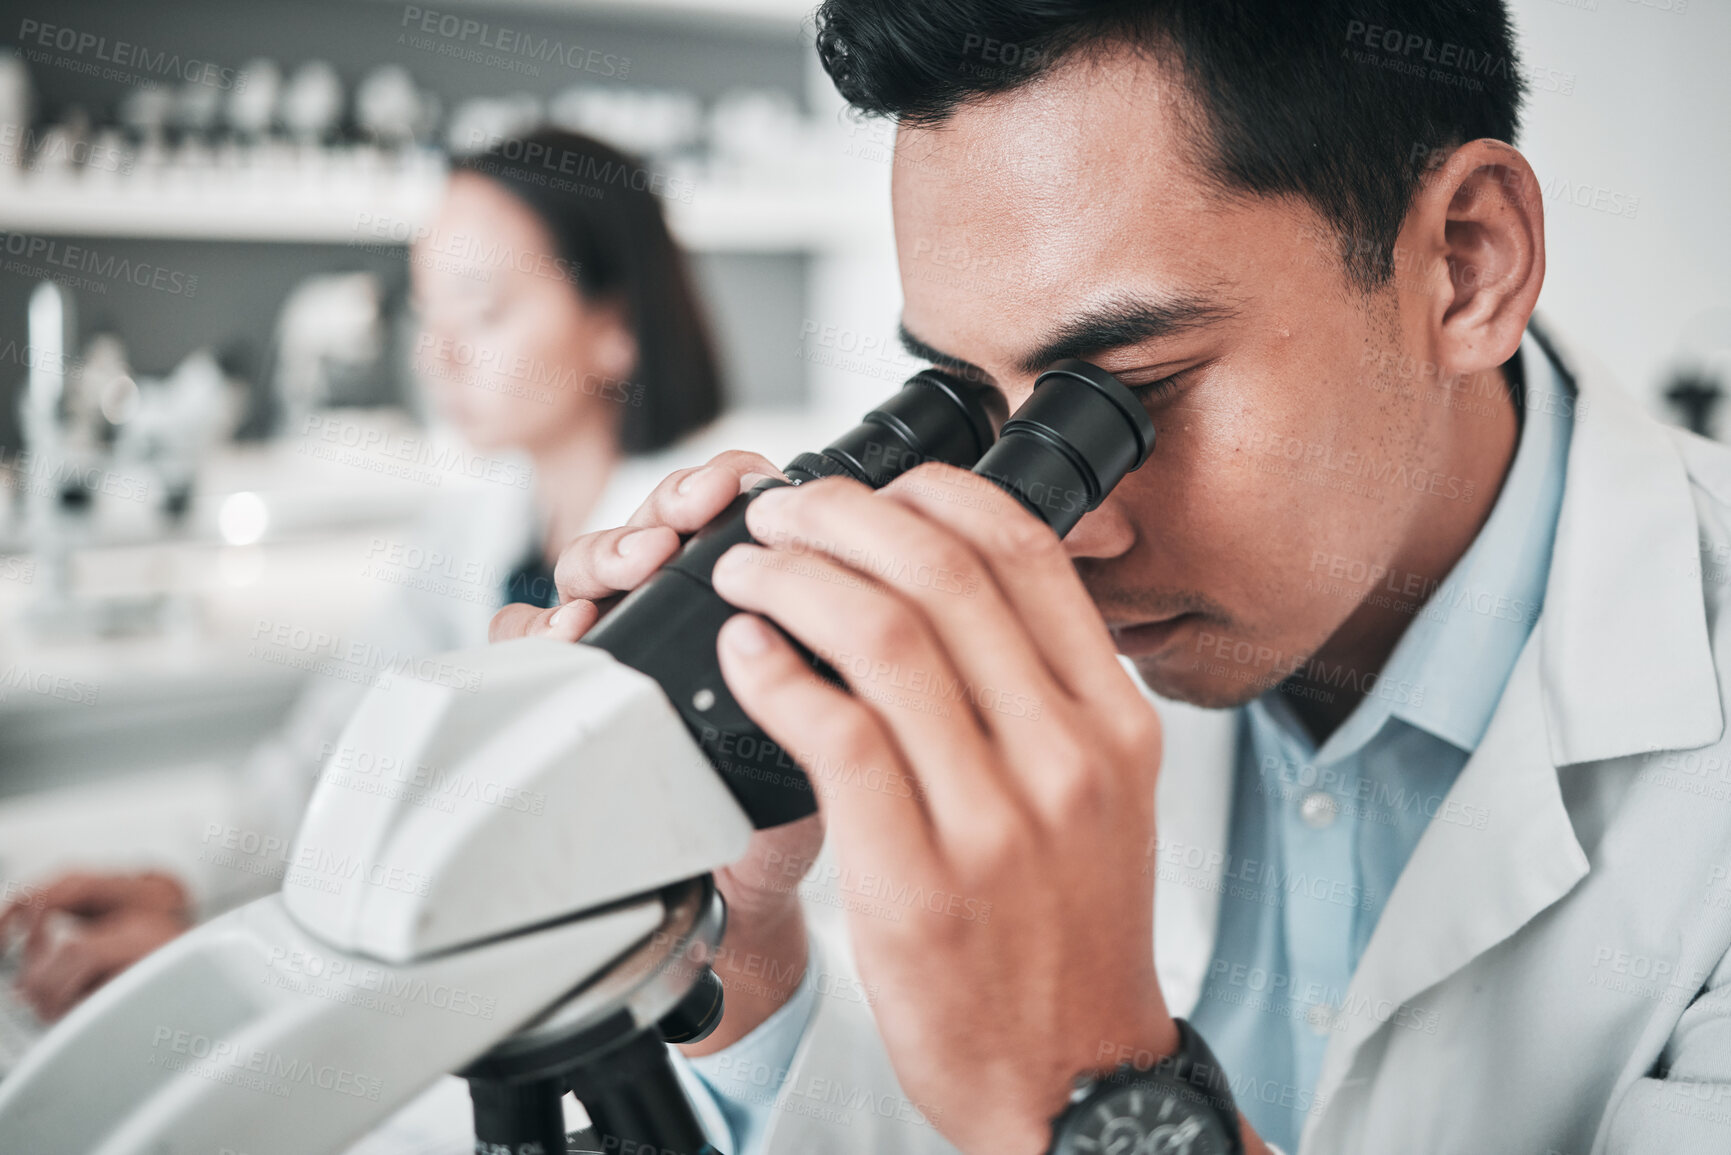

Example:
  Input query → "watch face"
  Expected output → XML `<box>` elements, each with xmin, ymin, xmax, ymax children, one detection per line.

<box><xmin>1058</xmin><ymin>1078</ymin><xmax>1236</xmax><ymax>1155</ymax></box>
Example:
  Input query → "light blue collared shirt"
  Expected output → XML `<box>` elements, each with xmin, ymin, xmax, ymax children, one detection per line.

<box><xmin>680</xmin><ymin>955</ymin><xmax>818</xmax><ymax>1154</ymax></box>
<box><xmin>1188</xmin><ymin>334</ymin><xmax>1576</xmax><ymax>1152</ymax></box>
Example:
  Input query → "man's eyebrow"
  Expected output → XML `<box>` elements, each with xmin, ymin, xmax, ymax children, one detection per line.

<box><xmin>898</xmin><ymin>293</ymin><xmax>1236</xmax><ymax>384</ymax></box>
<box><xmin>897</xmin><ymin>324</ymin><xmax>989</xmax><ymax>384</ymax></box>
<box><xmin>1013</xmin><ymin>293</ymin><xmax>1238</xmax><ymax>374</ymax></box>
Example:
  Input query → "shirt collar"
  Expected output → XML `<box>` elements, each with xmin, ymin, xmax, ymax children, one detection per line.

<box><xmin>1252</xmin><ymin>332</ymin><xmax>1575</xmax><ymax>762</ymax></box>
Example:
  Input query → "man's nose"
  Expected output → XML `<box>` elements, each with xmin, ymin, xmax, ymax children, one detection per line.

<box><xmin>1064</xmin><ymin>495</ymin><xmax>1134</xmax><ymax>561</ymax></box>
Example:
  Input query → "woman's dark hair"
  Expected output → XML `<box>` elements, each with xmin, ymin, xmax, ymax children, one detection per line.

<box><xmin>816</xmin><ymin>0</ymin><xmax>1526</xmax><ymax>291</ymax></box>
<box><xmin>455</xmin><ymin>129</ymin><xmax>723</xmax><ymax>454</ymax></box>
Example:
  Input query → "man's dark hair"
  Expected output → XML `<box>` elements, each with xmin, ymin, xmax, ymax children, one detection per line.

<box><xmin>457</xmin><ymin>129</ymin><xmax>723</xmax><ymax>453</ymax></box>
<box><xmin>816</xmin><ymin>0</ymin><xmax>1526</xmax><ymax>289</ymax></box>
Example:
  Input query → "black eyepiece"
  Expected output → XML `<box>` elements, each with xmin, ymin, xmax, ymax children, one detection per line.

<box><xmin>973</xmin><ymin>358</ymin><xmax>1155</xmax><ymax>537</ymax></box>
<box><xmin>783</xmin><ymin>368</ymin><xmax>995</xmax><ymax>488</ymax></box>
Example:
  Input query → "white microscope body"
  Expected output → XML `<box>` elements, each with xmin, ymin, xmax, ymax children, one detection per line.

<box><xmin>0</xmin><ymin>638</ymin><xmax>752</xmax><ymax>1155</ymax></box>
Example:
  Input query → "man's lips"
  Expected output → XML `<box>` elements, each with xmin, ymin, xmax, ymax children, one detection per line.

<box><xmin>1108</xmin><ymin>613</ymin><xmax>1202</xmax><ymax>658</ymax></box>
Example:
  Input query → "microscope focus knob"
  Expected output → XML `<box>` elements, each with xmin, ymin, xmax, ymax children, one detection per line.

<box><xmin>657</xmin><ymin>967</ymin><xmax>726</xmax><ymax>1045</ymax></box>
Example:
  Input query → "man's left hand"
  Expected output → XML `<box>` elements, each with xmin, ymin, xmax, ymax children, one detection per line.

<box><xmin>710</xmin><ymin>463</ymin><xmax>1178</xmax><ymax>1155</ymax></box>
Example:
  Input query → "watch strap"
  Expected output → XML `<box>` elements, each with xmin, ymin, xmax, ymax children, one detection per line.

<box><xmin>1164</xmin><ymin>1018</ymin><xmax>1243</xmax><ymax>1153</ymax></box>
<box><xmin>1045</xmin><ymin>1018</ymin><xmax>1244</xmax><ymax>1155</ymax></box>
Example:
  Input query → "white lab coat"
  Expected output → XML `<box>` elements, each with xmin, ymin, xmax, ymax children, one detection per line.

<box><xmin>748</xmin><ymin>326</ymin><xmax>1731</xmax><ymax>1155</ymax></box>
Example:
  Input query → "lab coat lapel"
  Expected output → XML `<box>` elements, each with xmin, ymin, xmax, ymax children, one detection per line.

<box><xmin>1143</xmin><ymin>687</ymin><xmax>1239</xmax><ymax>1017</ymax></box>
<box><xmin>1306</xmin><ymin>325</ymin><xmax>1725</xmax><ymax>1133</ymax></box>
<box><xmin>1308</xmin><ymin>632</ymin><xmax>1589</xmax><ymax>1120</ymax></box>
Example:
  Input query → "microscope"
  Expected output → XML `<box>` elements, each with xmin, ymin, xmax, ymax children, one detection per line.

<box><xmin>0</xmin><ymin>359</ymin><xmax>1154</xmax><ymax>1155</ymax></box>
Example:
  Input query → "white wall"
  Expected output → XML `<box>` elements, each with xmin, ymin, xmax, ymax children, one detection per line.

<box><xmin>1509</xmin><ymin>0</ymin><xmax>1731</xmax><ymax>417</ymax></box>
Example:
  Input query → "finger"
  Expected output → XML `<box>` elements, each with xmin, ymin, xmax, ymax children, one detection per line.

<box><xmin>624</xmin><ymin>451</ymin><xmax>784</xmax><ymax>532</ymax></box>
<box><xmin>0</xmin><ymin>893</ymin><xmax>34</xmax><ymax>943</ymax></box>
<box><xmin>17</xmin><ymin>874</ymin><xmax>118</xmax><ymax>958</ymax></box>
<box><xmin>488</xmin><ymin>601</ymin><xmax>594</xmax><ymax>644</ymax></box>
<box><xmin>25</xmin><ymin>873</ymin><xmax>114</xmax><ymax>918</ymax></box>
<box><xmin>742</xmin><ymin>479</ymin><xmax>1070</xmax><ymax>743</ymax></box>
<box><xmin>717</xmin><ymin>614</ymin><xmax>938</xmax><ymax>884</ymax></box>
<box><xmin>551</xmin><ymin>524</ymin><xmax>681</xmax><ymax>605</ymax></box>
<box><xmin>31</xmin><ymin>949</ymin><xmax>104</xmax><ymax>1022</ymax></box>
<box><xmin>887</xmin><ymin>463</ymin><xmax>1144</xmax><ymax>710</ymax></box>
<box><xmin>712</xmin><ymin>543</ymin><xmax>1029</xmax><ymax>845</ymax></box>
<box><xmin>17</xmin><ymin>935</ymin><xmax>88</xmax><ymax>1022</ymax></box>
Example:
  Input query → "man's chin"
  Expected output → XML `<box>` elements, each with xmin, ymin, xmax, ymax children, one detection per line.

<box><xmin>1128</xmin><ymin>654</ymin><xmax>1269</xmax><ymax>710</ymax></box>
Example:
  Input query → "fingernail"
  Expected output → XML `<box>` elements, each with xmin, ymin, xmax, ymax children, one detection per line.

<box><xmin>739</xmin><ymin>471</ymin><xmax>777</xmax><ymax>491</ymax></box>
<box><xmin>723</xmin><ymin>614</ymin><xmax>771</xmax><ymax>656</ymax></box>
<box><xmin>617</xmin><ymin>528</ymin><xmax>652</xmax><ymax>557</ymax></box>
<box><xmin>712</xmin><ymin>544</ymin><xmax>750</xmax><ymax>576</ymax></box>
<box><xmin>751</xmin><ymin>485</ymin><xmax>793</xmax><ymax>513</ymax></box>
<box><xmin>549</xmin><ymin>605</ymin><xmax>573</xmax><ymax>632</ymax></box>
<box><xmin>677</xmin><ymin>466</ymin><xmax>714</xmax><ymax>495</ymax></box>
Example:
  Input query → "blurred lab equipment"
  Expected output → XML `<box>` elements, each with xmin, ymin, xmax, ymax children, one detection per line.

<box><xmin>270</xmin><ymin>272</ymin><xmax>388</xmax><ymax>427</ymax></box>
<box><xmin>280</xmin><ymin>59</ymin><xmax>346</xmax><ymax>144</ymax></box>
<box><xmin>444</xmin><ymin>93</ymin><xmax>542</xmax><ymax>156</ymax></box>
<box><xmin>549</xmin><ymin>87</ymin><xmax>703</xmax><ymax>159</ymax></box>
<box><xmin>226</xmin><ymin>58</ymin><xmax>283</xmax><ymax>139</ymax></box>
<box><xmin>356</xmin><ymin>65</ymin><xmax>441</xmax><ymax>147</ymax></box>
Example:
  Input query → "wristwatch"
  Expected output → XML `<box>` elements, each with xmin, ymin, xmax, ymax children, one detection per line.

<box><xmin>1046</xmin><ymin>1019</ymin><xmax>1244</xmax><ymax>1155</ymax></box>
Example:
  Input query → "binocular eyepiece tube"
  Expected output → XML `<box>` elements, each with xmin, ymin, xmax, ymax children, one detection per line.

<box><xmin>583</xmin><ymin>357</ymin><xmax>1155</xmax><ymax>827</ymax></box>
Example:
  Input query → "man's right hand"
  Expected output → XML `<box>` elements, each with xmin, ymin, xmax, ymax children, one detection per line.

<box><xmin>490</xmin><ymin>449</ymin><xmax>824</xmax><ymax>1053</ymax></box>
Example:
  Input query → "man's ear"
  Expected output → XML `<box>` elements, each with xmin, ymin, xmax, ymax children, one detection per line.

<box><xmin>1401</xmin><ymin>138</ymin><xmax>1545</xmax><ymax>375</ymax></box>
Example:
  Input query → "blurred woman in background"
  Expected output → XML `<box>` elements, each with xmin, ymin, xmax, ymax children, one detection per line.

<box><xmin>0</xmin><ymin>128</ymin><xmax>727</xmax><ymax>1021</ymax></box>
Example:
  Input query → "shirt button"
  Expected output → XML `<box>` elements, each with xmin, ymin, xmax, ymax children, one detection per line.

<box><xmin>1306</xmin><ymin>1002</ymin><xmax>1338</xmax><ymax>1036</ymax></box>
<box><xmin>1299</xmin><ymin>791</ymin><xmax>1339</xmax><ymax>829</ymax></box>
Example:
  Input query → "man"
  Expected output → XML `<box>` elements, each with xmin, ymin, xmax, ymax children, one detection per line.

<box><xmin>495</xmin><ymin>2</ymin><xmax>1731</xmax><ymax>1152</ymax></box>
